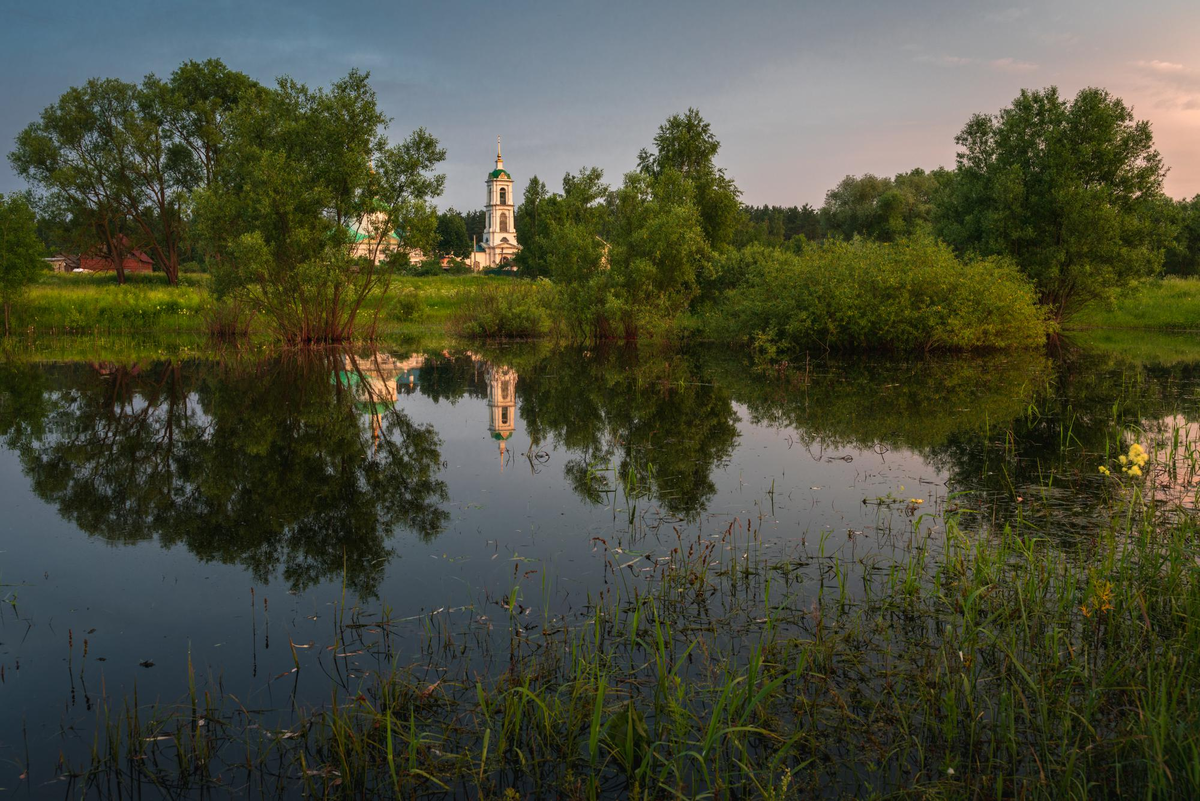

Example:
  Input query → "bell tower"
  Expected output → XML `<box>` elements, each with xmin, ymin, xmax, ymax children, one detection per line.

<box><xmin>482</xmin><ymin>136</ymin><xmax>518</xmax><ymax>266</ymax></box>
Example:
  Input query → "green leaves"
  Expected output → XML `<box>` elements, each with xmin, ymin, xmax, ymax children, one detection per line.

<box><xmin>720</xmin><ymin>237</ymin><xmax>1050</xmax><ymax>356</ymax></box>
<box><xmin>0</xmin><ymin>193</ymin><xmax>45</xmax><ymax>334</ymax></box>
<box><xmin>938</xmin><ymin>86</ymin><xmax>1173</xmax><ymax>320</ymax></box>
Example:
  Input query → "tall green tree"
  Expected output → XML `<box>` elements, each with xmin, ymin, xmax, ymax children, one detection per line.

<box><xmin>149</xmin><ymin>59</ymin><xmax>259</xmax><ymax>189</ymax></box>
<box><xmin>604</xmin><ymin>169</ymin><xmax>710</xmax><ymax>337</ymax></box>
<box><xmin>11</xmin><ymin>80</ymin><xmax>137</xmax><ymax>283</ymax></box>
<box><xmin>514</xmin><ymin>168</ymin><xmax>610</xmax><ymax>280</ymax></box>
<box><xmin>935</xmin><ymin>86</ymin><xmax>1173</xmax><ymax>319</ymax></box>
<box><xmin>0</xmin><ymin>194</ymin><xmax>45</xmax><ymax>335</ymax></box>
<box><xmin>435</xmin><ymin>209</ymin><xmax>471</xmax><ymax>257</ymax></box>
<box><xmin>637</xmin><ymin>108</ymin><xmax>741</xmax><ymax>248</ymax></box>
<box><xmin>1164</xmin><ymin>195</ymin><xmax>1200</xmax><ymax>276</ymax></box>
<box><xmin>194</xmin><ymin>70</ymin><xmax>445</xmax><ymax>343</ymax></box>
<box><xmin>10</xmin><ymin>60</ymin><xmax>257</xmax><ymax>285</ymax></box>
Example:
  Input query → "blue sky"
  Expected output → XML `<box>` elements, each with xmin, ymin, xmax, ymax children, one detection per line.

<box><xmin>2</xmin><ymin>0</ymin><xmax>1198</xmax><ymax>210</ymax></box>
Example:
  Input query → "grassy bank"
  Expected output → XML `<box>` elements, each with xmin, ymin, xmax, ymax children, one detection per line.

<box><xmin>8</xmin><ymin>272</ymin><xmax>515</xmax><ymax>339</ymax></box>
<box><xmin>48</xmin><ymin>432</ymin><xmax>1200</xmax><ymax>798</ymax></box>
<box><xmin>1069</xmin><ymin>277</ymin><xmax>1200</xmax><ymax>331</ymax></box>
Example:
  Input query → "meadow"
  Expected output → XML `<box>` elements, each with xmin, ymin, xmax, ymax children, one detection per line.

<box><xmin>8</xmin><ymin>271</ymin><xmax>512</xmax><ymax>340</ymax></box>
<box><xmin>1067</xmin><ymin>277</ymin><xmax>1200</xmax><ymax>331</ymax></box>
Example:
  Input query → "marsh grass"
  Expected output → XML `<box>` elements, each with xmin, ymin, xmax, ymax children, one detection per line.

<box><xmin>10</xmin><ymin>272</ymin><xmax>531</xmax><ymax>343</ymax></box>
<box><xmin>49</xmin><ymin>433</ymin><xmax>1200</xmax><ymax>799</ymax></box>
<box><xmin>1069</xmin><ymin>277</ymin><xmax>1200</xmax><ymax>331</ymax></box>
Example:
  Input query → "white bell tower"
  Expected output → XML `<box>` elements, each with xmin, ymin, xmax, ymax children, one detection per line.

<box><xmin>482</xmin><ymin>136</ymin><xmax>519</xmax><ymax>266</ymax></box>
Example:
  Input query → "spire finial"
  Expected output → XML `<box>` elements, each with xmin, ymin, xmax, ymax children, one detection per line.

<box><xmin>497</xmin><ymin>135</ymin><xmax>501</xmax><ymax>159</ymax></box>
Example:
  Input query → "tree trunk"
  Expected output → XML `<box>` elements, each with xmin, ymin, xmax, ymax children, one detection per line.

<box><xmin>3</xmin><ymin>301</ymin><xmax>10</xmax><ymax>336</ymax></box>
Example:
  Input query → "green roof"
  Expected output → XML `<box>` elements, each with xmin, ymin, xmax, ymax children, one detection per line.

<box><xmin>488</xmin><ymin>168</ymin><xmax>511</xmax><ymax>179</ymax></box>
<box><xmin>492</xmin><ymin>431</ymin><xmax>513</xmax><ymax>441</ymax></box>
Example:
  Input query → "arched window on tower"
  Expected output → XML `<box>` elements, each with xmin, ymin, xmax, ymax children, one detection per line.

<box><xmin>499</xmin><ymin>188</ymin><xmax>507</xmax><ymax>205</ymax></box>
<box><xmin>500</xmin><ymin>212</ymin><xmax>509</xmax><ymax>233</ymax></box>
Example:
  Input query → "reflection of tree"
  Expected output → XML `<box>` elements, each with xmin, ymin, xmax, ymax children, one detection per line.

<box><xmin>0</xmin><ymin>354</ymin><xmax>448</xmax><ymax>595</ymax></box>
<box><xmin>512</xmin><ymin>347</ymin><xmax>741</xmax><ymax>520</ymax></box>
<box><xmin>924</xmin><ymin>351</ymin><xmax>1200</xmax><ymax>530</ymax></box>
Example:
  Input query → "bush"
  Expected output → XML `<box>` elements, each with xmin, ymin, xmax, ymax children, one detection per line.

<box><xmin>454</xmin><ymin>281</ymin><xmax>556</xmax><ymax>339</ymax></box>
<box><xmin>717</xmin><ymin>237</ymin><xmax>1049</xmax><ymax>356</ymax></box>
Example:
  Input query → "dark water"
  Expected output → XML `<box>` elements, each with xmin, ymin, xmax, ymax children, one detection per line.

<box><xmin>1</xmin><ymin>342</ymin><xmax>1198</xmax><ymax>792</ymax></box>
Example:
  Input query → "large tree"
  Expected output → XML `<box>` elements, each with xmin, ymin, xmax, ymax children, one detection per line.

<box><xmin>0</xmin><ymin>194</ymin><xmax>45</xmax><ymax>335</ymax></box>
<box><xmin>435</xmin><ymin>209</ymin><xmax>471</xmax><ymax>258</ymax></box>
<box><xmin>11</xmin><ymin>80</ymin><xmax>137</xmax><ymax>283</ymax></box>
<box><xmin>514</xmin><ymin>167</ymin><xmax>610</xmax><ymax>280</ymax></box>
<box><xmin>194</xmin><ymin>69</ymin><xmax>445</xmax><ymax>343</ymax></box>
<box><xmin>637</xmin><ymin>108</ymin><xmax>741</xmax><ymax>249</ymax></box>
<box><xmin>1164</xmin><ymin>195</ymin><xmax>1200</xmax><ymax>276</ymax></box>
<box><xmin>10</xmin><ymin>60</ymin><xmax>257</xmax><ymax>285</ymax></box>
<box><xmin>936</xmin><ymin>86</ymin><xmax>1173</xmax><ymax>319</ymax></box>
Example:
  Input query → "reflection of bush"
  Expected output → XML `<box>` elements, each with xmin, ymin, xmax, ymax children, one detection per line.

<box><xmin>709</xmin><ymin>350</ymin><xmax>1054</xmax><ymax>453</ymax></box>
<box><xmin>0</xmin><ymin>355</ymin><xmax>448</xmax><ymax>596</ymax></box>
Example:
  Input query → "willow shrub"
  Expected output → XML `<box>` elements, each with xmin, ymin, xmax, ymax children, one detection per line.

<box><xmin>453</xmin><ymin>280</ymin><xmax>558</xmax><ymax>339</ymax></box>
<box><xmin>716</xmin><ymin>237</ymin><xmax>1050</xmax><ymax>355</ymax></box>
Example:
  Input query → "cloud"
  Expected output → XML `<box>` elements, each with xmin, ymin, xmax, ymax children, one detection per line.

<box><xmin>985</xmin><ymin>7</ymin><xmax>1029</xmax><ymax>23</ymax></box>
<box><xmin>990</xmin><ymin>58</ymin><xmax>1039</xmax><ymax>73</ymax></box>
<box><xmin>1131</xmin><ymin>60</ymin><xmax>1200</xmax><ymax>112</ymax></box>
<box><xmin>1134</xmin><ymin>60</ymin><xmax>1185</xmax><ymax>73</ymax></box>
<box><xmin>1035</xmin><ymin>31</ymin><xmax>1079</xmax><ymax>47</ymax></box>
<box><xmin>916</xmin><ymin>54</ymin><xmax>974</xmax><ymax>67</ymax></box>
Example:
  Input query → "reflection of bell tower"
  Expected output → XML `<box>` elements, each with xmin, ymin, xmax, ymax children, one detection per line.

<box><xmin>486</xmin><ymin>364</ymin><xmax>517</xmax><ymax>469</ymax></box>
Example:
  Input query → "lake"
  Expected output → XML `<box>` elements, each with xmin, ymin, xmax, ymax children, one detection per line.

<box><xmin>1</xmin><ymin>340</ymin><xmax>1198</xmax><ymax>796</ymax></box>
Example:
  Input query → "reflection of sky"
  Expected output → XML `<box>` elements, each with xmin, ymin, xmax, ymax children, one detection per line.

<box><xmin>0</xmin><ymin>359</ymin><xmax>946</xmax><ymax>770</ymax></box>
<box><xmin>2</xmin><ymin>1</ymin><xmax>1199</xmax><ymax>206</ymax></box>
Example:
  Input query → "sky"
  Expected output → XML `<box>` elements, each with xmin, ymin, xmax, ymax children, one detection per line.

<box><xmin>2</xmin><ymin>0</ymin><xmax>1199</xmax><ymax>210</ymax></box>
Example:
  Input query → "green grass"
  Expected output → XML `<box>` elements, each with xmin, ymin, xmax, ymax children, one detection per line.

<box><xmin>1069</xmin><ymin>277</ymin><xmax>1200</xmax><ymax>331</ymax></box>
<box><xmin>15</xmin><ymin>272</ymin><xmax>210</xmax><ymax>334</ymax></box>
<box><xmin>8</xmin><ymin>271</ymin><xmax>519</xmax><ymax>339</ymax></box>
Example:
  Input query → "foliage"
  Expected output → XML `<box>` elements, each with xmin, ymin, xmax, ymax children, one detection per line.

<box><xmin>717</xmin><ymin>237</ymin><xmax>1050</xmax><ymax>355</ymax></box>
<box><xmin>514</xmin><ymin>167</ymin><xmax>609</xmax><ymax>280</ymax></box>
<box><xmin>453</xmin><ymin>280</ymin><xmax>556</xmax><ymax>339</ymax></box>
<box><xmin>0</xmin><ymin>193</ymin><xmax>46</xmax><ymax>334</ymax></box>
<box><xmin>193</xmin><ymin>69</ymin><xmax>445</xmax><ymax>343</ymax></box>
<box><xmin>601</xmin><ymin>169</ymin><xmax>710</xmax><ymax>338</ymax></box>
<box><xmin>820</xmin><ymin>168</ymin><xmax>947</xmax><ymax>242</ymax></box>
<box><xmin>435</xmin><ymin>208</ymin><xmax>471</xmax><ymax>257</ymax></box>
<box><xmin>9</xmin><ymin>60</ymin><xmax>258</xmax><ymax>285</ymax></box>
<box><xmin>935</xmin><ymin>86</ymin><xmax>1174</xmax><ymax>320</ymax></box>
<box><xmin>637</xmin><ymin>108</ymin><xmax>741</xmax><ymax>248</ymax></box>
<box><xmin>736</xmin><ymin>202</ymin><xmax>820</xmax><ymax>247</ymax></box>
<box><xmin>1164</xmin><ymin>195</ymin><xmax>1200</xmax><ymax>276</ymax></box>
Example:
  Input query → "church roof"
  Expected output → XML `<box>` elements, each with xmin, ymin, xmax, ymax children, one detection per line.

<box><xmin>488</xmin><ymin>168</ymin><xmax>511</xmax><ymax>179</ymax></box>
<box><xmin>347</xmin><ymin>221</ymin><xmax>401</xmax><ymax>242</ymax></box>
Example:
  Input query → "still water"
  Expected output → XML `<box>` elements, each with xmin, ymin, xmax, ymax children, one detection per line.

<box><xmin>0</xmin><ymin>341</ymin><xmax>1197</xmax><ymax>791</ymax></box>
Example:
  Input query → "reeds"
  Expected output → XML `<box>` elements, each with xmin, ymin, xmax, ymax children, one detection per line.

<box><xmin>51</xmin><ymin>472</ymin><xmax>1200</xmax><ymax>799</ymax></box>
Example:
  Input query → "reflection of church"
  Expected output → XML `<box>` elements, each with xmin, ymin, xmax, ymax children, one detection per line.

<box><xmin>336</xmin><ymin>352</ymin><xmax>519</xmax><ymax>467</ymax></box>
<box><xmin>487</xmin><ymin>364</ymin><xmax>517</xmax><ymax>467</ymax></box>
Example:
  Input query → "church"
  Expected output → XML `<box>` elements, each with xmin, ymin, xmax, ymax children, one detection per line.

<box><xmin>467</xmin><ymin>137</ymin><xmax>520</xmax><ymax>270</ymax></box>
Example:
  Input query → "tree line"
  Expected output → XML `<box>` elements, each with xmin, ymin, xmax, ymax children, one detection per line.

<box><xmin>3</xmin><ymin>69</ymin><xmax>1198</xmax><ymax>343</ymax></box>
<box><xmin>5</xmin><ymin>59</ymin><xmax>447</xmax><ymax>342</ymax></box>
<box><xmin>512</xmin><ymin>87</ymin><xmax>1192</xmax><ymax>324</ymax></box>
